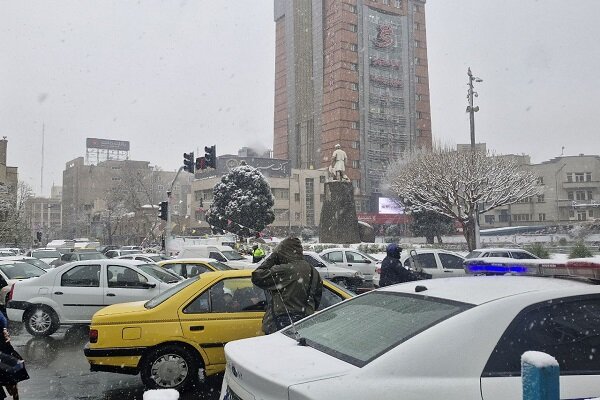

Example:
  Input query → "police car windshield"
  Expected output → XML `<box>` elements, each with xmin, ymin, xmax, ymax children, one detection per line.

<box><xmin>284</xmin><ymin>291</ymin><xmax>471</xmax><ymax>367</ymax></box>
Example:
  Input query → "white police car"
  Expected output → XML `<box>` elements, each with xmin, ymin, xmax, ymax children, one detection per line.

<box><xmin>220</xmin><ymin>258</ymin><xmax>600</xmax><ymax>400</ymax></box>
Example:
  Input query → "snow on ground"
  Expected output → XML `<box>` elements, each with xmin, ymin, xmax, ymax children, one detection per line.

<box><xmin>143</xmin><ymin>389</ymin><xmax>179</xmax><ymax>400</ymax></box>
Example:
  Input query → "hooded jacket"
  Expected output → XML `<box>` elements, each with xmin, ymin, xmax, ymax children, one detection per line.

<box><xmin>251</xmin><ymin>237</ymin><xmax>323</xmax><ymax>334</ymax></box>
<box><xmin>379</xmin><ymin>244</ymin><xmax>421</xmax><ymax>287</ymax></box>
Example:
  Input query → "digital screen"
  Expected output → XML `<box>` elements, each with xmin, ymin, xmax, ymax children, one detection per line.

<box><xmin>378</xmin><ymin>197</ymin><xmax>403</xmax><ymax>214</ymax></box>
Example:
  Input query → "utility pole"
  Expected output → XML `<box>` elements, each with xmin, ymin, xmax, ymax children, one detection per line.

<box><xmin>467</xmin><ymin>67</ymin><xmax>483</xmax><ymax>249</ymax></box>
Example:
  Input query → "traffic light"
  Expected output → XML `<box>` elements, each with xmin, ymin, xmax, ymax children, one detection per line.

<box><xmin>158</xmin><ymin>201</ymin><xmax>168</xmax><ymax>221</ymax></box>
<box><xmin>183</xmin><ymin>152</ymin><xmax>195</xmax><ymax>173</ymax></box>
<box><xmin>204</xmin><ymin>145</ymin><xmax>217</xmax><ymax>169</ymax></box>
<box><xmin>195</xmin><ymin>156</ymin><xmax>206</xmax><ymax>171</ymax></box>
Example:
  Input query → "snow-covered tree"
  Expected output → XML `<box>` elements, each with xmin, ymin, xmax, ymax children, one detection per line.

<box><xmin>0</xmin><ymin>181</ymin><xmax>33</xmax><ymax>246</ymax></box>
<box><xmin>410</xmin><ymin>210</ymin><xmax>455</xmax><ymax>244</ymax></box>
<box><xmin>386</xmin><ymin>146</ymin><xmax>540</xmax><ymax>251</ymax></box>
<box><xmin>205</xmin><ymin>163</ymin><xmax>275</xmax><ymax>238</ymax></box>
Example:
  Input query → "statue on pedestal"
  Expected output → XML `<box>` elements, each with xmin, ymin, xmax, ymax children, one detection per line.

<box><xmin>330</xmin><ymin>144</ymin><xmax>349</xmax><ymax>181</ymax></box>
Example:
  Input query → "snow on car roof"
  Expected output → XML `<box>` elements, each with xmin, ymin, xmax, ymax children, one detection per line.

<box><xmin>377</xmin><ymin>275</ymin><xmax>595</xmax><ymax>305</ymax></box>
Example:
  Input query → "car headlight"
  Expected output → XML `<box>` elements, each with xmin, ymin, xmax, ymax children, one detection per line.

<box><xmin>354</xmin><ymin>271</ymin><xmax>364</xmax><ymax>278</ymax></box>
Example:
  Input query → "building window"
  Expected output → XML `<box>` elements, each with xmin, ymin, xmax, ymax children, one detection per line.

<box><xmin>587</xmin><ymin>191</ymin><xmax>593</xmax><ymax>200</ymax></box>
<box><xmin>350</xmin><ymin>83</ymin><xmax>358</xmax><ymax>91</ymax></box>
<box><xmin>395</xmin><ymin>0</ymin><xmax>402</xmax><ymax>8</ymax></box>
<box><xmin>586</xmin><ymin>172</ymin><xmax>592</xmax><ymax>182</ymax></box>
<box><xmin>539</xmin><ymin>213</ymin><xmax>546</xmax><ymax>221</ymax></box>
<box><xmin>346</xmin><ymin>3</ymin><xmax>357</xmax><ymax>13</ymax></box>
<box><xmin>351</xmin><ymin>121</ymin><xmax>359</xmax><ymax>129</ymax></box>
<box><xmin>566</xmin><ymin>173</ymin><xmax>573</xmax><ymax>182</ymax></box>
<box><xmin>567</xmin><ymin>191</ymin><xmax>574</xmax><ymax>200</ymax></box>
<box><xmin>349</xmin><ymin>24</ymin><xmax>357</xmax><ymax>32</ymax></box>
<box><xmin>382</xmin><ymin>0</ymin><xmax>390</xmax><ymax>5</ymax></box>
<box><xmin>484</xmin><ymin>215</ymin><xmax>495</xmax><ymax>224</ymax></box>
<box><xmin>414</xmin><ymin>57</ymin><xmax>421</xmax><ymax>65</ymax></box>
<box><xmin>414</xmin><ymin>22</ymin><xmax>421</xmax><ymax>30</ymax></box>
<box><xmin>352</xmin><ymin>160</ymin><xmax>360</xmax><ymax>168</ymax></box>
<box><xmin>351</xmin><ymin>141</ymin><xmax>360</xmax><ymax>149</ymax></box>
<box><xmin>294</xmin><ymin>193</ymin><xmax>300</xmax><ymax>202</ymax></box>
<box><xmin>512</xmin><ymin>214</ymin><xmax>531</xmax><ymax>222</ymax></box>
<box><xmin>536</xmin><ymin>194</ymin><xmax>545</xmax><ymax>203</ymax></box>
<box><xmin>350</xmin><ymin>43</ymin><xmax>358</xmax><ymax>52</ymax></box>
<box><xmin>575</xmin><ymin>173</ymin><xmax>585</xmax><ymax>182</ymax></box>
<box><xmin>589</xmin><ymin>210</ymin><xmax>594</xmax><ymax>218</ymax></box>
<box><xmin>414</xmin><ymin>40</ymin><xmax>420</xmax><ymax>48</ymax></box>
<box><xmin>569</xmin><ymin>210</ymin><xmax>575</xmax><ymax>218</ymax></box>
<box><xmin>349</xmin><ymin>63</ymin><xmax>358</xmax><ymax>71</ymax></box>
<box><xmin>351</xmin><ymin>101</ymin><xmax>358</xmax><ymax>110</ymax></box>
<box><xmin>319</xmin><ymin>176</ymin><xmax>325</xmax><ymax>184</ymax></box>
<box><xmin>575</xmin><ymin>191</ymin><xmax>586</xmax><ymax>201</ymax></box>
<box><xmin>415</xmin><ymin>94</ymin><xmax>422</xmax><ymax>101</ymax></box>
<box><xmin>416</xmin><ymin>76</ymin><xmax>427</xmax><ymax>84</ymax></box>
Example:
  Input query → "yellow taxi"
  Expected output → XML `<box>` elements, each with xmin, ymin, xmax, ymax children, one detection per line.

<box><xmin>83</xmin><ymin>269</ymin><xmax>353</xmax><ymax>390</ymax></box>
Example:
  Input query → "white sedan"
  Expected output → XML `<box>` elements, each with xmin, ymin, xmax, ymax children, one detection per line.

<box><xmin>221</xmin><ymin>269</ymin><xmax>600</xmax><ymax>400</ymax></box>
<box><xmin>319</xmin><ymin>248</ymin><xmax>379</xmax><ymax>282</ymax></box>
<box><xmin>373</xmin><ymin>248</ymin><xmax>466</xmax><ymax>286</ymax></box>
<box><xmin>6</xmin><ymin>259</ymin><xmax>182</xmax><ymax>336</ymax></box>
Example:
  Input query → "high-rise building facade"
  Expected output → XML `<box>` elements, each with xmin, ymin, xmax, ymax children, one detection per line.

<box><xmin>273</xmin><ymin>0</ymin><xmax>432</xmax><ymax>212</ymax></box>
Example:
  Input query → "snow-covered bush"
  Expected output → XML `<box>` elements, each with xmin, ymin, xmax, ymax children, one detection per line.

<box><xmin>569</xmin><ymin>242</ymin><xmax>592</xmax><ymax>259</ymax></box>
<box><xmin>205</xmin><ymin>163</ymin><xmax>275</xmax><ymax>238</ymax></box>
<box><xmin>524</xmin><ymin>243</ymin><xmax>550</xmax><ymax>258</ymax></box>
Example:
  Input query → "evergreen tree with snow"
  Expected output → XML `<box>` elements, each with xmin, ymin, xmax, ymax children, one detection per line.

<box><xmin>205</xmin><ymin>163</ymin><xmax>275</xmax><ymax>238</ymax></box>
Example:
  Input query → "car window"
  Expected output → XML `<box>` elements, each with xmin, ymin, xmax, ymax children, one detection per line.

<box><xmin>438</xmin><ymin>253</ymin><xmax>464</xmax><ymax>270</ymax></box>
<box><xmin>488</xmin><ymin>251</ymin><xmax>510</xmax><ymax>257</ymax></box>
<box><xmin>32</xmin><ymin>250</ymin><xmax>61</xmax><ymax>258</ymax></box>
<box><xmin>465</xmin><ymin>251</ymin><xmax>483</xmax><ymax>259</ymax></box>
<box><xmin>413</xmin><ymin>253</ymin><xmax>437</xmax><ymax>269</ymax></box>
<box><xmin>184</xmin><ymin>278</ymin><xmax>266</xmax><ymax>314</ymax></box>
<box><xmin>285</xmin><ymin>292</ymin><xmax>471</xmax><ymax>367</ymax></box>
<box><xmin>303</xmin><ymin>254</ymin><xmax>322</xmax><ymax>268</ymax></box>
<box><xmin>483</xmin><ymin>296</ymin><xmax>600</xmax><ymax>376</ymax></box>
<box><xmin>510</xmin><ymin>251</ymin><xmax>537</xmax><ymax>260</ymax></box>
<box><xmin>323</xmin><ymin>251</ymin><xmax>343</xmax><ymax>263</ymax></box>
<box><xmin>79</xmin><ymin>253</ymin><xmax>105</xmax><ymax>261</ymax></box>
<box><xmin>221</xmin><ymin>250</ymin><xmax>245</xmax><ymax>261</ymax></box>
<box><xmin>346</xmin><ymin>251</ymin><xmax>369</xmax><ymax>264</ymax></box>
<box><xmin>186</xmin><ymin>264</ymin><xmax>211</xmax><ymax>278</ymax></box>
<box><xmin>107</xmin><ymin>265</ymin><xmax>148</xmax><ymax>288</ymax></box>
<box><xmin>61</xmin><ymin>264</ymin><xmax>101</xmax><ymax>287</ymax></box>
<box><xmin>208</xmin><ymin>261</ymin><xmax>233</xmax><ymax>271</ymax></box>
<box><xmin>61</xmin><ymin>254</ymin><xmax>71</xmax><ymax>261</ymax></box>
<box><xmin>162</xmin><ymin>263</ymin><xmax>184</xmax><ymax>277</ymax></box>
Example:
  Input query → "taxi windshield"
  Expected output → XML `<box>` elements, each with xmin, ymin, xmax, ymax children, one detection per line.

<box><xmin>284</xmin><ymin>291</ymin><xmax>471</xmax><ymax>367</ymax></box>
<box><xmin>145</xmin><ymin>278</ymin><xmax>197</xmax><ymax>309</ymax></box>
<box><xmin>138</xmin><ymin>264</ymin><xmax>182</xmax><ymax>284</ymax></box>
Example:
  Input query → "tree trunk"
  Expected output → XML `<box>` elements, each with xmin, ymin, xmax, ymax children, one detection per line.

<box><xmin>462</xmin><ymin>220</ymin><xmax>477</xmax><ymax>251</ymax></box>
<box><xmin>425</xmin><ymin>234</ymin><xmax>434</xmax><ymax>244</ymax></box>
<box><xmin>436</xmin><ymin>235</ymin><xmax>443</xmax><ymax>244</ymax></box>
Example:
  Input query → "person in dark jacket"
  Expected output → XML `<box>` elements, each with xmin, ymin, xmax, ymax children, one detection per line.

<box><xmin>251</xmin><ymin>237</ymin><xmax>323</xmax><ymax>334</ymax></box>
<box><xmin>379</xmin><ymin>243</ymin><xmax>423</xmax><ymax>287</ymax></box>
<box><xmin>0</xmin><ymin>313</ymin><xmax>28</xmax><ymax>400</ymax></box>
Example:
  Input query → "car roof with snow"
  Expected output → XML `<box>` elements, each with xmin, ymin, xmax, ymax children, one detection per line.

<box><xmin>376</xmin><ymin>275</ymin><xmax>599</xmax><ymax>306</ymax></box>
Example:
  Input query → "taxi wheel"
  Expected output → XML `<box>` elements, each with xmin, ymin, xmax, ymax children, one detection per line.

<box><xmin>24</xmin><ymin>306</ymin><xmax>59</xmax><ymax>337</ymax></box>
<box><xmin>140</xmin><ymin>344</ymin><xmax>200</xmax><ymax>390</ymax></box>
<box><xmin>332</xmin><ymin>278</ymin><xmax>348</xmax><ymax>288</ymax></box>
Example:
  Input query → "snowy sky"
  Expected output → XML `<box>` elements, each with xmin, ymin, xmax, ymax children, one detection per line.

<box><xmin>2</xmin><ymin>0</ymin><xmax>599</xmax><ymax>197</ymax></box>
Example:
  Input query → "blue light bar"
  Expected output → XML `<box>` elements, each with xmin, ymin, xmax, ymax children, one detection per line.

<box><xmin>468</xmin><ymin>264</ymin><xmax>529</xmax><ymax>274</ymax></box>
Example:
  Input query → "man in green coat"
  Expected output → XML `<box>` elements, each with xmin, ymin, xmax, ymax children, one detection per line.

<box><xmin>251</xmin><ymin>237</ymin><xmax>323</xmax><ymax>334</ymax></box>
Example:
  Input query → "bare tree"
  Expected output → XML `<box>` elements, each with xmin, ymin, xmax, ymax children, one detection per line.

<box><xmin>0</xmin><ymin>181</ymin><xmax>33</xmax><ymax>247</ymax></box>
<box><xmin>387</xmin><ymin>146</ymin><xmax>540</xmax><ymax>251</ymax></box>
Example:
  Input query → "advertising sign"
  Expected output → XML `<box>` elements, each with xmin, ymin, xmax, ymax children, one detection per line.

<box><xmin>378</xmin><ymin>197</ymin><xmax>404</xmax><ymax>214</ymax></box>
<box><xmin>86</xmin><ymin>138</ymin><xmax>130</xmax><ymax>151</ymax></box>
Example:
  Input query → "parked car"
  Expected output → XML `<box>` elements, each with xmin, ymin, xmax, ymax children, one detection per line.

<box><xmin>50</xmin><ymin>250</ymin><xmax>107</xmax><ymax>267</ymax></box>
<box><xmin>303</xmin><ymin>251</ymin><xmax>364</xmax><ymax>290</ymax></box>
<box><xmin>97</xmin><ymin>245</ymin><xmax>119</xmax><ymax>254</ymax></box>
<box><xmin>319</xmin><ymin>248</ymin><xmax>379</xmax><ymax>283</ymax></box>
<box><xmin>0</xmin><ymin>260</ymin><xmax>47</xmax><ymax>311</ymax></box>
<box><xmin>465</xmin><ymin>247</ymin><xmax>539</xmax><ymax>260</ymax></box>
<box><xmin>157</xmin><ymin>258</ymin><xmax>232</xmax><ymax>279</ymax></box>
<box><xmin>373</xmin><ymin>248</ymin><xmax>466</xmax><ymax>287</ymax></box>
<box><xmin>84</xmin><ymin>269</ymin><xmax>354</xmax><ymax>390</ymax></box>
<box><xmin>121</xmin><ymin>245</ymin><xmax>143</xmax><ymax>251</ymax></box>
<box><xmin>116</xmin><ymin>253</ymin><xmax>171</xmax><ymax>264</ymax></box>
<box><xmin>6</xmin><ymin>259</ymin><xmax>183</xmax><ymax>337</ymax></box>
<box><xmin>220</xmin><ymin>263</ymin><xmax>600</xmax><ymax>400</ymax></box>
<box><xmin>104</xmin><ymin>249</ymin><xmax>140</xmax><ymax>258</ymax></box>
<box><xmin>25</xmin><ymin>248</ymin><xmax>61</xmax><ymax>264</ymax></box>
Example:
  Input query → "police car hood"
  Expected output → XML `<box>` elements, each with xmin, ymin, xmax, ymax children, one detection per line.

<box><xmin>224</xmin><ymin>333</ymin><xmax>354</xmax><ymax>397</ymax></box>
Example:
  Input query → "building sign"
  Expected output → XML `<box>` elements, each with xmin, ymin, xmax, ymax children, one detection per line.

<box><xmin>86</xmin><ymin>138</ymin><xmax>130</xmax><ymax>151</ymax></box>
<box><xmin>378</xmin><ymin>197</ymin><xmax>404</xmax><ymax>214</ymax></box>
<box><xmin>357</xmin><ymin>212</ymin><xmax>409</xmax><ymax>225</ymax></box>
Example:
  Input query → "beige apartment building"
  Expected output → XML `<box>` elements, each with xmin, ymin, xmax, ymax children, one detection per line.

<box><xmin>62</xmin><ymin>157</ymin><xmax>191</xmax><ymax>241</ymax></box>
<box><xmin>26</xmin><ymin>185</ymin><xmax>62</xmax><ymax>244</ymax></box>
<box><xmin>481</xmin><ymin>154</ymin><xmax>600</xmax><ymax>228</ymax></box>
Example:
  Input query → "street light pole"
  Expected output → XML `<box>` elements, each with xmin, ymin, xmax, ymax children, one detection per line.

<box><xmin>467</xmin><ymin>67</ymin><xmax>482</xmax><ymax>249</ymax></box>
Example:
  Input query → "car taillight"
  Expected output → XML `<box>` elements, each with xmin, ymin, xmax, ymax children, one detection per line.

<box><xmin>7</xmin><ymin>284</ymin><xmax>14</xmax><ymax>302</ymax></box>
<box><xmin>89</xmin><ymin>329</ymin><xmax>98</xmax><ymax>343</ymax></box>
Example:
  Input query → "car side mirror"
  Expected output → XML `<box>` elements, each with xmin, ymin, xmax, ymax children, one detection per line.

<box><xmin>316</xmin><ymin>263</ymin><xmax>326</xmax><ymax>268</ymax></box>
<box><xmin>365</xmin><ymin>260</ymin><xmax>372</xmax><ymax>264</ymax></box>
<box><xmin>142</xmin><ymin>282</ymin><xmax>157</xmax><ymax>289</ymax></box>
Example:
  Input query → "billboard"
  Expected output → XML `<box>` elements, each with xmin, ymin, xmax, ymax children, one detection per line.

<box><xmin>86</xmin><ymin>138</ymin><xmax>130</xmax><ymax>151</ymax></box>
<box><xmin>378</xmin><ymin>197</ymin><xmax>404</xmax><ymax>214</ymax></box>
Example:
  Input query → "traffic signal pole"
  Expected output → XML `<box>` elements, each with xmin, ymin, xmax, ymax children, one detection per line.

<box><xmin>164</xmin><ymin>166</ymin><xmax>185</xmax><ymax>256</ymax></box>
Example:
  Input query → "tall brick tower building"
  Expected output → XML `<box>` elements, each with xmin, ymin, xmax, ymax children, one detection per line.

<box><xmin>273</xmin><ymin>0</ymin><xmax>432</xmax><ymax>212</ymax></box>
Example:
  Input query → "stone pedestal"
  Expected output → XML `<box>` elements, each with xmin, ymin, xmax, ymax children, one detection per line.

<box><xmin>319</xmin><ymin>181</ymin><xmax>361</xmax><ymax>244</ymax></box>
